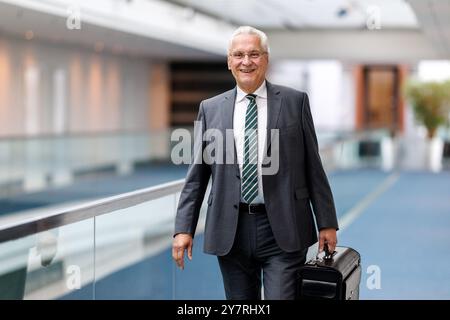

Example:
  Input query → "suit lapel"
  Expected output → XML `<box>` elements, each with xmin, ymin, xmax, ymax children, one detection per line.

<box><xmin>221</xmin><ymin>88</ymin><xmax>240</xmax><ymax>175</ymax></box>
<box><xmin>221</xmin><ymin>88</ymin><xmax>236</xmax><ymax>131</ymax></box>
<box><xmin>265</xmin><ymin>81</ymin><xmax>282</xmax><ymax>151</ymax></box>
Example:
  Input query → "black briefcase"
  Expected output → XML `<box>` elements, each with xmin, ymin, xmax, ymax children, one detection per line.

<box><xmin>297</xmin><ymin>245</ymin><xmax>361</xmax><ymax>300</ymax></box>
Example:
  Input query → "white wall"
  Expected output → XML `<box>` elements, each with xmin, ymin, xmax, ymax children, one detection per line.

<box><xmin>0</xmin><ymin>33</ymin><xmax>152</xmax><ymax>137</ymax></box>
<box><xmin>417</xmin><ymin>60</ymin><xmax>450</xmax><ymax>82</ymax></box>
<box><xmin>268</xmin><ymin>60</ymin><xmax>355</xmax><ymax>132</ymax></box>
<box><xmin>267</xmin><ymin>60</ymin><xmax>309</xmax><ymax>92</ymax></box>
<box><xmin>267</xmin><ymin>30</ymin><xmax>441</xmax><ymax>62</ymax></box>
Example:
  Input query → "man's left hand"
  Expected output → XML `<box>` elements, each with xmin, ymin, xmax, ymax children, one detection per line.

<box><xmin>319</xmin><ymin>228</ymin><xmax>337</xmax><ymax>254</ymax></box>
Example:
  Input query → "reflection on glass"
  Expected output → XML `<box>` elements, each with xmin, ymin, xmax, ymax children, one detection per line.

<box><xmin>0</xmin><ymin>218</ymin><xmax>94</xmax><ymax>300</ymax></box>
<box><xmin>94</xmin><ymin>195</ymin><xmax>175</xmax><ymax>299</ymax></box>
<box><xmin>172</xmin><ymin>188</ymin><xmax>224</xmax><ymax>300</ymax></box>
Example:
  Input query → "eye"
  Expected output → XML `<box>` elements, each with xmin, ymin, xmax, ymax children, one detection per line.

<box><xmin>232</xmin><ymin>52</ymin><xmax>244</xmax><ymax>59</ymax></box>
<box><xmin>250</xmin><ymin>52</ymin><xmax>260</xmax><ymax>59</ymax></box>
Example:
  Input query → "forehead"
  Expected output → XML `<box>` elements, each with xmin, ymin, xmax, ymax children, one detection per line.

<box><xmin>230</xmin><ymin>34</ymin><xmax>263</xmax><ymax>51</ymax></box>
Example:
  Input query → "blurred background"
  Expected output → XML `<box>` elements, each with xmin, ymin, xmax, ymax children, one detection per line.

<box><xmin>0</xmin><ymin>0</ymin><xmax>450</xmax><ymax>300</ymax></box>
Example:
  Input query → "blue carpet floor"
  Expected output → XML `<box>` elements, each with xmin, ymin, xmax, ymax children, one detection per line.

<box><xmin>338</xmin><ymin>171</ymin><xmax>450</xmax><ymax>299</ymax></box>
<box><xmin>5</xmin><ymin>168</ymin><xmax>450</xmax><ymax>299</ymax></box>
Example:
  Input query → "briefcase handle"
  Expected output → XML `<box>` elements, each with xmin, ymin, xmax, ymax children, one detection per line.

<box><xmin>316</xmin><ymin>243</ymin><xmax>336</xmax><ymax>261</ymax></box>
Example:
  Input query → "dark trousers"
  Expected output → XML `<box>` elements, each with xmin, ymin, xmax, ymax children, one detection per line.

<box><xmin>217</xmin><ymin>209</ymin><xmax>307</xmax><ymax>300</ymax></box>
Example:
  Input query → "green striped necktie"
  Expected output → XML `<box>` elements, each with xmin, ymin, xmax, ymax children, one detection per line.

<box><xmin>242</xmin><ymin>94</ymin><xmax>258</xmax><ymax>204</ymax></box>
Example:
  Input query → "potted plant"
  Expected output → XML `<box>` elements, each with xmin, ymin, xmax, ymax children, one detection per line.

<box><xmin>405</xmin><ymin>80</ymin><xmax>450</xmax><ymax>171</ymax></box>
<box><xmin>405</xmin><ymin>80</ymin><xmax>450</xmax><ymax>138</ymax></box>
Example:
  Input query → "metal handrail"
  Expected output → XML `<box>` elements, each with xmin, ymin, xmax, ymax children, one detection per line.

<box><xmin>0</xmin><ymin>179</ymin><xmax>185</xmax><ymax>244</ymax></box>
<box><xmin>0</xmin><ymin>130</ymin><xmax>165</xmax><ymax>141</ymax></box>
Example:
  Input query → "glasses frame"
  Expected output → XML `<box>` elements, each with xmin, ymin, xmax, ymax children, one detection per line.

<box><xmin>229</xmin><ymin>51</ymin><xmax>268</xmax><ymax>60</ymax></box>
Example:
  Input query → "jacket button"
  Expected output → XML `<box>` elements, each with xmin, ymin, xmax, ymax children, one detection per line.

<box><xmin>233</xmin><ymin>204</ymin><xmax>238</xmax><ymax>209</ymax></box>
<box><xmin>236</xmin><ymin>174</ymin><xmax>240</xmax><ymax>179</ymax></box>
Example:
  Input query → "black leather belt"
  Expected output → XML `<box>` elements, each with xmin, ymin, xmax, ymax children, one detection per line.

<box><xmin>239</xmin><ymin>202</ymin><xmax>266</xmax><ymax>214</ymax></box>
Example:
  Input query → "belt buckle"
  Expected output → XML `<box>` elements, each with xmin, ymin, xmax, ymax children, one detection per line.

<box><xmin>248</xmin><ymin>203</ymin><xmax>256</xmax><ymax>215</ymax></box>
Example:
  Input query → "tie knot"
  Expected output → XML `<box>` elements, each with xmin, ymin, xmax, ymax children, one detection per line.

<box><xmin>246</xmin><ymin>94</ymin><xmax>256</xmax><ymax>101</ymax></box>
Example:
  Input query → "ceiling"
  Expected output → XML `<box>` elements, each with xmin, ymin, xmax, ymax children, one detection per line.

<box><xmin>408</xmin><ymin>0</ymin><xmax>450</xmax><ymax>57</ymax></box>
<box><xmin>0</xmin><ymin>1</ymin><xmax>223</xmax><ymax>60</ymax></box>
<box><xmin>0</xmin><ymin>0</ymin><xmax>449</xmax><ymax>61</ymax></box>
<box><xmin>167</xmin><ymin>0</ymin><xmax>419</xmax><ymax>30</ymax></box>
<box><xmin>166</xmin><ymin>0</ymin><xmax>450</xmax><ymax>60</ymax></box>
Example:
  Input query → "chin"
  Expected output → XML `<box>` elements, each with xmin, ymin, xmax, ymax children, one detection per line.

<box><xmin>239</xmin><ymin>78</ymin><xmax>255</xmax><ymax>86</ymax></box>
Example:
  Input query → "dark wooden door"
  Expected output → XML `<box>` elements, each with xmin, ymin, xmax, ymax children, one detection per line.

<box><xmin>363</xmin><ymin>66</ymin><xmax>399</xmax><ymax>132</ymax></box>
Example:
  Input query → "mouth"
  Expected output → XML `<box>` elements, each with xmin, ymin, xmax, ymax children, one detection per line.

<box><xmin>240</xmin><ymin>69</ymin><xmax>255</xmax><ymax>74</ymax></box>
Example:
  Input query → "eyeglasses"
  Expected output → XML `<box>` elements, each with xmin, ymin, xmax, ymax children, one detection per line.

<box><xmin>230</xmin><ymin>51</ymin><xmax>267</xmax><ymax>60</ymax></box>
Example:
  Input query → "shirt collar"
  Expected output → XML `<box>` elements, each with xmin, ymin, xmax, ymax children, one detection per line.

<box><xmin>236</xmin><ymin>80</ymin><xmax>267</xmax><ymax>103</ymax></box>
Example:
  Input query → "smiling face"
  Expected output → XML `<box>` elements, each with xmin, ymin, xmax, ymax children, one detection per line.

<box><xmin>227</xmin><ymin>33</ymin><xmax>269</xmax><ymax>94</ymax></box>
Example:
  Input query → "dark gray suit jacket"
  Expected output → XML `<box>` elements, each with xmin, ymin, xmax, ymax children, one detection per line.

<box><xmin>175</xmin><ymin>81</ymin><xmax>338</xmax><ymax>256</ymax></box>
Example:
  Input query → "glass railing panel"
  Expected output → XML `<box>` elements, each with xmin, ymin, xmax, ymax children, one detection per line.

<box><xmin>93</xmin><ymin>194</ymin><xmax>175</xmax><ymax>299</ymax></box>
<box><xmin>0</xmin><ymin>218</ymin><xmax>95</xmax><ymax>300</ymax></box>
<box><xmin>172</xmin><ymin>185</ymin><xmax>224</xmax><ymax>300</ymax></box>
<box><xmin>318</xmin><ymin>129</ymin><xmax>392</xmax><ymax>171</ymax></box>
<box><xmin>0</xmin><ymin>131</ymin><xmax>171</xmax><ymax>197</ymax></box>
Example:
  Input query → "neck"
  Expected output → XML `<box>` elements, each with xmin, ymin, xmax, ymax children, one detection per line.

<box><xmin>238</xmin><ymin>80</ymin><xmax>265</xmax><ymax>94</ymax></box>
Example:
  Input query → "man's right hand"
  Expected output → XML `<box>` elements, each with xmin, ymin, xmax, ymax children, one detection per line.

<box><xmin>172</xmin><ymin>233</ymin><xmax>193</xmax><ymax>270</ymax></box>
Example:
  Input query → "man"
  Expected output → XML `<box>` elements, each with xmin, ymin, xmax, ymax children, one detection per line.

<box><xmin>172</xmin><ymin>26</ymin><xmax>338</xmax><ymax>300</ymax></box>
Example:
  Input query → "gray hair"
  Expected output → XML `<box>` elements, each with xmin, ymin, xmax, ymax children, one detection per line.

<box><xmin>227</xmin><ymin>26</ymin><xmax>270</xmax><ymax>55</ymax></box>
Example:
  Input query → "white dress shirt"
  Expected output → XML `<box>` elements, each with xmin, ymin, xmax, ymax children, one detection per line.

<box><xmin>233</xmin><ymin>81</ymin><xmax>267</xmax><ymax>204</ymax></box>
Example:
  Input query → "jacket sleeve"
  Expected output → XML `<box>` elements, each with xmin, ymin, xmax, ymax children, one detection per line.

<box><xmin>174</xmin><ymin>101</ymin><xmax>211</xmax><ymax>237</ymax></box>
<box><xmin>301</xmin><ymin>93</ymin><xmax>339</xmax><ymax>231</ymax></box>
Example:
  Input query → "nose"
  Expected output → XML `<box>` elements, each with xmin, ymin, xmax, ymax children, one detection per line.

<box><xmin>242</xmin><ymin>55</ymin><xmax>252</xmax><ymax>65</ymax></box>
